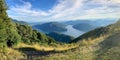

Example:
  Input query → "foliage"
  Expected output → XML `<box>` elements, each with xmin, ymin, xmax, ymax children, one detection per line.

<box><xmin>0</xmin><ymin>17</ymin><xmax>21</xmax><ymax>47</ymax></box>
<box><xmin>0</xmin><ymin>0</ymin><xmax>57</xmax><ymax>47</ymax></box>
<box><xmin>47</xmin><ymin>32</ymin><xmax>74</xmax><ymax>43</ymax></box>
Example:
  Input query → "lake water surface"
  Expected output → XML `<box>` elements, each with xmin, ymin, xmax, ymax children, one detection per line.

<box><xmin>62</xmin><ymin>25</ymin><xmax>85</xmax><ymax>37</ymax></box>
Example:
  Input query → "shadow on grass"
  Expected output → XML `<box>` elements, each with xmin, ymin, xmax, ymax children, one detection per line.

<box><xmin>15</xmin><ymin>47</ymin><xmax>77</xmax><ymax>60</ymax></box>
<box><xmin>15</xmin><ymin>47</ymin><xmax>56</xmax><ymax>60</ymax></box>
<box><xmin>17</xmin><ymin>47</ymin><xmax>52</xmax><ymax>56</ymax></box>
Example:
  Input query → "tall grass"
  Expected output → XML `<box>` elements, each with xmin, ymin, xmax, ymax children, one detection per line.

<box><xmin>14</xmin><ymin>42</ymin><xmax>78</xmax><ymax>52</ymax></box>
<box><xmin>0</xmin><ymin>48</ymin><xmax>24</xmax><ymax>60</ymax></box>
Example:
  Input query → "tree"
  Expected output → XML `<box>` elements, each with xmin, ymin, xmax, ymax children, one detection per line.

<box><xmin>0</xmin><ymin>0</ymin><xmax>8</xmax><ymax>18</ymax></box>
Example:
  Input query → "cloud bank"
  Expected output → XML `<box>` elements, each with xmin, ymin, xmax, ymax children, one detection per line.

<box><xmin>7</xmin><ymin>0</ymin><xmax>120</xmax><ymax>22</ymax></box>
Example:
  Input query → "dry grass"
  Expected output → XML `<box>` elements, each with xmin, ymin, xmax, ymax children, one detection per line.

<box><xmin>79</xmin><ymin>34</ymin><xmax>110</xmax><ymax>46</ymax></box>
<box><xmin>0</xmin><ymin>48</ymin><xmax>24</xmax><ymax>60</ymax></box>
<box><xmin>41</xmin><ymin>35</ymin><xmax>111</xmax><ymax>60</ymax></box>
<box><xmin>15</xmin><ymin>43</ymin><xmax>78</xmax><ymax>51</ymax></box>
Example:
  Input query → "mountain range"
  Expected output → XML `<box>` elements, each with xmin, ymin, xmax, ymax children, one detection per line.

<box><xmin>72</xmin><ymin>23</ymin><xmax>96</xmax><ymax>32</ymax></box>
<box><xmin>33</xmin><ymin>22</ymin><xmax>67</xmax><ymax>33</ymax></box>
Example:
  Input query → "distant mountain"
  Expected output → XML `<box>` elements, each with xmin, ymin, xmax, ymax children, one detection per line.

<box><xmin>72</xmin><ymin>23</ymin><xmax>96</xmax><ymax>32</ymax></box>
<box><xmin>12</xmin><ymin>19</ymin><xmax>28</xmax><ymax>25</ymax></box>
<box><xmin>63</xmin><ymin>19</ymin><xmax>117</xmax><ymax>27</ymax></box>
<box><xmin>28</xmin><ymin>22</ymin><xmax>46</xmax><ymax>26</ymax></box>
<box><xmin>91</xmin><ymin>19</ymin><xmax>117</xmax><ymax>27</ymax></box>
<box><xmin>47</xmin><ymin>32</ymin><xmax>74</xmax><ymax>43</ymax></box>
<box><xmin>71</xmin><ymin>19</ymin><xmax>120</xmax><ymax>43</ymax></box>
<box><xmin>33</xmin><ymin>22</ymin><xmax>67</xmax><ymax>33</ymax></box>
<box><xmin>63</xmin><ymin>20</ymin><xmax>91</xmax><ymax>25</ymax></box>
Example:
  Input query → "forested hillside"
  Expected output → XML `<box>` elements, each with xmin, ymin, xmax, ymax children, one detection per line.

<box><xmin>0</xmin><ymin>0</ymin><xmax>58</xmax><ymax>48</ymax></box>
<box><xmin>47</xmin><ymin>32</ymin><xmax>74</xmax><ymax>43</ymax></box>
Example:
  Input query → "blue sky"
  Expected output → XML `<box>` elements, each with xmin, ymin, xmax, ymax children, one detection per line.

<box><xmin>6</xmin><ymin>0</ymin><xmax>120</xmax><ymax>22</ymax></box>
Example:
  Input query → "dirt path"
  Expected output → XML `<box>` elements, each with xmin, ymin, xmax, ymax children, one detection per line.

<box><xmin>17</xmin><ymin>47</ymin><xmax>68</xmax><ymax>60</ymax></box>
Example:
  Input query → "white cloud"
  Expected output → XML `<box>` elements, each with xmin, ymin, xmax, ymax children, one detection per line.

<box><xmin>46</xmin><ymin>0</ymin><xmax>120</xmax><ymax>20</ymax></box>
<box><xmin>85</xmin><ymin>6</ymin><xmax>115</xmax><ymax>15</ymax></box>
<box><xmin>47</xmin><ymin>0</ymin><xmax>84</xmax><ymax>20</ymax></box>
<box><xmin>9</xmin><ymin>1</ymin><xmax>49</xmax><ymax>17</ymax></box>
<box><xmin>90</xmin><ymin>0</ymin><xmax>120</xmax><ymax>6</ymax></box>
<box><xmin>7</xmin><ymin>0</ymin><xmax>120</xmax><ymax>22</ymax></box>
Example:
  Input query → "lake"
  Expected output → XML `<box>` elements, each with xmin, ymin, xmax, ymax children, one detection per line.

<box><xmin>32</xmin><ymin>25</ymin><xmax>85</xmax><ymax>38</ymax></box>
<box><xmin>62</xmin><ymin>25</ymin><xmax>85</xmax><ymax>37</ymax></box>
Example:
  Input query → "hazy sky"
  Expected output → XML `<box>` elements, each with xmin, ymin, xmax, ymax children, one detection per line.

<box><xmin>6</xmin><ymin>0</ymin><xmax>120</xmax><ymax>22</ymax></box>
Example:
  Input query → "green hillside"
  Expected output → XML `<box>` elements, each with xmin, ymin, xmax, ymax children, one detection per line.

<box><xmin>47</xmin><ymin>32</ymin><xmax>74</xmax><ymax>43</ymax></box>
<box><xmin>0</xmin><ymin>0</ymin><xmax>20</xmax><ymax>47</ymax></box>
<box><xmin>0</xmin><ymin>13</ymin><xmax>56</xmax><ymax>48</ymax></box>
<box><xmin>0</xmin><ymin>0</ymin><xmax>58</xmax><ymax>47</ymax></box>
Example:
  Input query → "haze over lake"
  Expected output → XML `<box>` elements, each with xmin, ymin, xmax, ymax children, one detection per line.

<box><xmin>62</xmin><ymin>25</ymin><xmax>85</xmax><ymax>37</ymax></box>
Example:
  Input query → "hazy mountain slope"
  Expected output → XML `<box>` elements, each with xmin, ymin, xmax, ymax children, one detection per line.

<box><xmin>63</xmin><ymin>20</ymin><xmax>91</xmax><ymax>25</ymax></box>
<box><xmin>63</xmin><ymin>19</ymin><xmax>116</xmax><ymax>27</ymax></box>
<box><xmin>71</xmin><ymin>26</ymin><xmax>110</xmax><ymax>43</ymax></box>
<box><xmin>72</xmin><ymin>23</ymin><xmax>96</xmax><ymax>32</ymax></box>
<box><xmin>47</xmin><ymin>32</ymin><xmax>74</xmax><ymax>43</ymax></box>
<box><xmin>72</xmin><ymin>20</ymin><xmax>120</xmax><ymax>43</ymax></box>
<box><xmin>33</xmin><ymin>22</ymin><xmax>67</xmax><ymax>32</ymax></box>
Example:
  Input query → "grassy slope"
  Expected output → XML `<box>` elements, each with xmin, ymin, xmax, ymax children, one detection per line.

<box><xmin>96</xmin><ymin>32</ymin><xmax>120</xmax><ymax>60</ymax></box>
<box><xmin>42</xmin><ymin>34</ymin><xmax>120</xmax><ymax>60</ymax></box>
<box><xmin>42</xmin><ymin>36</ymin><xmax>106</xmax><ymax>60</ymax></box>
